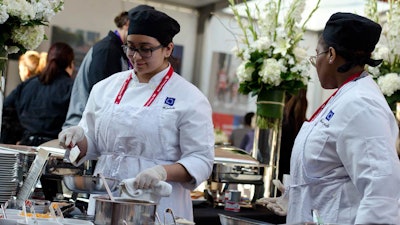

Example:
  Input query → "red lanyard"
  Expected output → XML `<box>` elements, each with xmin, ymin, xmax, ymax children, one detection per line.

<box><xmin>308</xmin><ymin>71</ymin><xmax>362</xmax><ymax>121</ymax></box>
<box><xmin>114</xmin><ymin>66</ymin><xmax>174</xmax><ymax>105</ymax></box>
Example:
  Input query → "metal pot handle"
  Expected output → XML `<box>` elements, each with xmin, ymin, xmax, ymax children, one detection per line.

<box><xmin>164</xmin><ymin>208</ymin><xmax>176</xmax><ymax>225</ymax></box>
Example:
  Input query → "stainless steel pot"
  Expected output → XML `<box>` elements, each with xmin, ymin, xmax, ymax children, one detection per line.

<box><xmin>94</xmin><ymin>196</ymin><xmax>157</xmax><ymax>225</ymax></box>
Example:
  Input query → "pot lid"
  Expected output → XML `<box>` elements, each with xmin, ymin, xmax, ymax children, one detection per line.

<box><xmin>214</xmin><ymin>145</ymin><xmax>261</xmax><ymax>165</ymax></box>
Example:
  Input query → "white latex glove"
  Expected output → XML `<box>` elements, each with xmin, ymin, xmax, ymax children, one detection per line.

<box><xmin>120</xmin><ymin>178</ymin><xmax>172</xmax><ymax>203</ymax></box>
<box><xmin>264</xmin><ymin>195</ymin><xmax>288</xmax><ymax>216</ymax></box>
<box><xmin>134</xmin><ymin>165</ymin><xmax>167</xmax><ymax>189</ymax></box>
<box><xmin>256</xmin><ymin>179</ymin><xmax>288</xmax><ymax>216</ymax></box>
<box><xmin>58</xmin><ymin>126</ymin><xmax>85</xmax><ymax>148</ymax></box>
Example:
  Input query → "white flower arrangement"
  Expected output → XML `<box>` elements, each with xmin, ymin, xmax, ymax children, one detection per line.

<box><xmin>214</xmin><ymin>128</ymin><xmax>228</xmax><ymax>144</ymax></box>
<box><xmin>227</xmin><ymin>0</ymin><xmax>320</xmax><ymax>128</ymax></box>
<box><xmin>0</xmin><ymin>0</ymin><xmax>64</xmax><ymax>54</ymax></box>
<box><xmin>377</xmin><ymin>73</ymin><xmax>400</xmax><ymax>96</ymax></box>
<box><xmin>229</xmin><ymin>0</ymin><xmax>320</xmax><ymax>95</ymax></box>
<box><xmin>365</xmin><ymin>0</ymin><xmax>400</xmax><ymax>110</ymax></box>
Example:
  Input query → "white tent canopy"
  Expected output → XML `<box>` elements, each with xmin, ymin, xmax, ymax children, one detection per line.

<box><xmin>223</xmin><ymin>0</ymin><xmax>390</xmax><ymax>31</ymax></box>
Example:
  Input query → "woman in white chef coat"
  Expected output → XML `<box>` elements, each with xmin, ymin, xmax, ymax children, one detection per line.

<box><xmin>58</xmin><ymin>8</ymin><xmax>214</xmax><ymax>221</ymax></box>
<box><xmin>283</xmin><ymin>12</ymin><xmax>400</xmax><ymax>224</ymax></box>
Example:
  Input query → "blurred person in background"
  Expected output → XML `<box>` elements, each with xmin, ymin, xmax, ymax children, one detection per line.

<box><xmin>19</xmin><ymin>50</ymin><xmax>47</xmax><ymax>81</ymax></box>
<box><xmin>229</xmin><ymin>111</ymin><xmax>254</xmax><ymax>151</ymax></box>
<box><xmin>1</xmin><ymin>51</ymin><xmax>47</xmax><ymax>144</ymax></box>
<box><xmin>63</xmin><ymin>5</ymin><xmax>154</xmax><ymax>129</ymax></box>
<box><xmin>3</xmin><ymin>42</ymin><xmax>74</xmax><ymax>147</ymax></box>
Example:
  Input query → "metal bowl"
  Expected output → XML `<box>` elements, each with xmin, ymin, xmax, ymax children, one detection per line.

<box><xmin>62</xmin><ymin>175</ymin><xmax>120</xmax><ymax>194</ymax></box>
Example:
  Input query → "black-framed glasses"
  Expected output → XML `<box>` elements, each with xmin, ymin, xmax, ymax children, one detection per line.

<box><xmin>309</xmin><ymin>50</ymin><xmax>328</xmax><ymax>67</ymax></box>
<box><xmin>122</xmin><ymin>44</ymin><xmax>163</xmax><ymax>58</ymax></box>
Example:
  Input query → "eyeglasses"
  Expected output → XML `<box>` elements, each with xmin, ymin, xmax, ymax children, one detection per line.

<box><xmin>309</xmin><ymin>50</ymin><xmax>328</xmax><ymax>67</ymax></box>
<box><xmin>122</xmin><ymin>44</ymin><xmax>163</xmax><ymax>58</ymax></box>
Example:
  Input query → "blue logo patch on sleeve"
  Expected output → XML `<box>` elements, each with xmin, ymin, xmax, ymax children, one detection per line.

<box><xmin>165</xmin><ymin>97</ymin><xmax>175</xmax><ymax>106</ymax></box>
<box><xmin>326</xmin><ymin>110</ymin><xmax>334</xmax><ymax>121</ymax></box>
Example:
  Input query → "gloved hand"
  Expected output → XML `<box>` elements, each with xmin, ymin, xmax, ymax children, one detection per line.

<box><xmin>58</xmin><ymin>126</ymin><xmax>85</xmax><ymax>148</ymax></box>
<box><xmin>256</xmin><ymin>179</ymin><xmax>288</xmax><ymax>216</ymax></box>
<box><xmin>134</xmin><ymin>165</ymin><xmax>167</xmax><ymax>189</ymax></box>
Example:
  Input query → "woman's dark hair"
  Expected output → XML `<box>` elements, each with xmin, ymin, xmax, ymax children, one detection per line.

<box><xmin>114</xmin><ymin>11</ymin><xmax>129</xmax><ymax>28</ymax></box>
<box><xmin>39</xmin><ymin>42</ymin><xmax>74</xmax><ymax>85</ymax></box>
<box><xmin>284</xmin><ymin>88</ymin><xmax>308</xmax><ymax>134</ymax></box>
<box><xmin>243</xmin><ymin>112</ymin><xmax>255</xmax><ymax>126</ymax></box>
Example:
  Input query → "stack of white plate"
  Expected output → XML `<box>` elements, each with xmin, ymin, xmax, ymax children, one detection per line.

<box><xmin>0</xmin><ymin>149</ymin><xmax>19</xmax><ymax>204</ymax></box>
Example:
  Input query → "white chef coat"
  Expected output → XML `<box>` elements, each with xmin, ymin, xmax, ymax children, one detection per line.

<box><xmin>287</xmin><ymin>72</ymin><xmax>400</xmax><ymax>224</ymax></box>
<box><xmin>77</xmin><ymin>66</ymin><xmax>215</xmax><ymax>221</ymax></box>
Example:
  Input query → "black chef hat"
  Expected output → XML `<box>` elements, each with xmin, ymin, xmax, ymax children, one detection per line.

<box><xmin>128</xmin><ymin>4</ymin><xmax>154</xmax><ymax>17</ymax></box>
<box><xmin>323</xmin><ymin>12</ymin><xmax>381</xmax><ymax>53</ymax></box>
<box><xmin>128</xmin><ymin>9</ymin><xmax>180</xmax><ymax>46</ymax></box>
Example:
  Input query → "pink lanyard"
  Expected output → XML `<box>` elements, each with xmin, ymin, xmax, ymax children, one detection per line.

<box><xmin>114</xmin><ymin>66</ymin><xmax>174</xmax><ymax>105</ymax></box>
<box><xmin>308</xmin><ymin>71</ymin><xmax>362</xmax><ymax>122</ymax></box>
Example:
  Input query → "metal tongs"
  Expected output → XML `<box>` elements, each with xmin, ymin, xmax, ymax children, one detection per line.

<box><xmin>99</xmin><ymin>173</ymin><xmax>115</xmax><ymax>201</ymax></box>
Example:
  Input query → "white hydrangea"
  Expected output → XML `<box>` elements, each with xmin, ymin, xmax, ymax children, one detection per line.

<box><xmin>286</xmin><ymin>55</ymin><xmax>295</xmax><ymax>66</ymax></box>
<box><xmin>292</xmin><ymin>62</ymin><xmax>309</xmax><ymax>80</ymax></box>
<box><xmin>0</xmin><ymin>4</ymin><xmax>9</xmax><ymax>24</ymax></box>
<box><xmin>33</xmin><ymin>0</ymin><xmax>64</xmax><ymax>21</ymax></box>
<box><xmin>11</xmin><ymin>25</ymin><xmax>45</xmax><ymax>50</ymax></box>
<box><xmin>1</xmin><ymin>0</ymin><xmax>64</xmax><ymax>53</ymax></box>
<box><xmin>373</xmin><ymin>45</ymin><xmax>390</xmax><ymax>62</ymax></box>
<box><xmin>253</xmin><ymin>36</ymin><xmax>272</xmax><ymax>52</ymax></box>
<box><xmin>377</xmin><ymin>73</ymin><xmax>400</xmax><ymax>96</ymax></box>
<box><xmin>4</xmin><ymin>0</ymin><xmax>35</xmax><ymax>22</ymax></box>
<box><xmin>293</xmin><ymin>47</ymin><xmax>308</xmax><ymax>62</ymax></box>
<box><xmin>278</xmin><ymin>58</ymin><xmax>288</xmax><ymax>73</ymax></box>
<box><xmin>259</xmin><ymin>58</ymin><xmax>282</xmax><ymax>86</ymax></box>
<box><xmin>242</xmin><ymin>48</ymin><xmax>251</xmax><ymax>61</ymax></box>
<box><xmin>367</xmin><ymin>66</ymin><xmax>380</xmax><ymax>77</ymax></box>
<box><xmin>236</xmin><ymin>61</ymin><xmax>254</xmax><ymax>83</ymax></box>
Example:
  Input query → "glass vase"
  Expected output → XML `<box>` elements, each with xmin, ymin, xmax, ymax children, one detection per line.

<box><xmin>251</xmin><ymin>89</ymin><xmax>285</xmax><ymax>199</ymax></box>
<box><xmin>0</xmin><ymin>47</ymin><xmax>8</xmax><ymax>137</ymax></box>
<box><xmin>0</xmin><ymin>47</ymin><xmax>7</xmax><ymax>93</ymax></box>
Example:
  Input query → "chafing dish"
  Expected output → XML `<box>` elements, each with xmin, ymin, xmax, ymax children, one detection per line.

<box><xmin>211</xmin><ymin>163</ymin><xmax>264</xmax><ymax>184</ymax></box>
<box><xmin>212</xmin><ymin>146</ymin><xmax>265</xmax><ymax>184</ymax></box>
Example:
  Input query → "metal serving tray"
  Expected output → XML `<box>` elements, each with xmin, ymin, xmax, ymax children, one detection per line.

<box><xmin>219</xmin><ymin>214</ymin><xmax>273</xmax><ymax>225</ymax></box>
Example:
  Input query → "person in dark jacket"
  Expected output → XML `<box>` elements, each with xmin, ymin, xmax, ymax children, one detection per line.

<box><xmin>0</xmin><ymin>51</ymin><xmax>47</xmax><ymax>144</ymax></box>
<box><xmin>63</xmin><ymin>5</ymin><xmax>154</xmax><ymax>128</ymax></box>
<box><xmin>3</xmin><ymin>42</ymin><xmax>75</xmax><ymax>146</ymax></box>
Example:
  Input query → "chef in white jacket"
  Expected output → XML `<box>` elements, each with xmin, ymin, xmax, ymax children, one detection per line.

<box><xmin>59</xmin><ymin>8</ymin><xmax>214</xmax><ymax>222</ymax></box>
<box><xmin>285</xmin><ymin>12</ymin><xmax>400</xmax><ymax>224</ymax></box>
